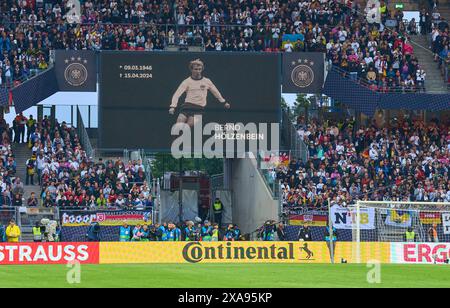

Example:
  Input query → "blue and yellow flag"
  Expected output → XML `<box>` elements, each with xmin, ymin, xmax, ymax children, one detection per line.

<box><xmin>385</xmin><ymin>210</ymin><xmax>412</xmax><ymax>228</ymax></box>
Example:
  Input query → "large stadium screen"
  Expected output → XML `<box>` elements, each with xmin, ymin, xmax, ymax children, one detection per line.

<box><xmin>99</xmin><ymin>52</ymin><xmax>281</xmax><ymax>156</ymax></box>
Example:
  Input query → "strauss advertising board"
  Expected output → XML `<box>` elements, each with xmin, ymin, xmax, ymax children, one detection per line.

<box><xmin>0</xmin><ymin>243</ymin><xmax>99</xmax><ymax>265</ymax></box>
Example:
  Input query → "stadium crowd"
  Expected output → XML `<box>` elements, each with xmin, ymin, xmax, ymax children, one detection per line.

<box><xmin>7</xmin><ymin>113</ymin><xmax>154</xmax><ymax>209</ymax></box>
<box><xmin>0</xmin><ymin>0</ymin><xmax>448</xmax><ymax>241</ymax></box>
<box><xmin>0</xmin><ymin>115</ymin><xmax>22</xmax><ymax>207</ymax></box>
<box><xmin>0</xmin><ymin>0</ymin><xmax>447</xmax><ymax>91</ymax></box>
<box><xmin>278</xmin><ymin>115</ymin><xmax>450</xmax><ymax>212</ymax></box>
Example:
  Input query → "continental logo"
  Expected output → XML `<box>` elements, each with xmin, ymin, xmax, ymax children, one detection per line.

<box><xmin>182</xmin><ymin>242</ymin><xmax>316</xmax><ymax>263</ymax></box>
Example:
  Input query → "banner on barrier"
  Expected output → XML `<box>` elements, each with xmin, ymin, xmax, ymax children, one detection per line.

<box><xmin>391</xmin><ymin>243</ymin><xmax>450</xmax><ymax>264</ymax></box>
<box><xmin>260</xmin><ymin>151</ymin><xmax>290</xmax><ymax>170</ymax></box>
<box><xmin>385</xmin><ymin>210</ymin><xmax>412</xmax><ymax>228</ymax></box>
<box><xmin>330</xmin><ymin>205</ymin><xmax>375</xmax><ymax>230</ymax></box>
<box><xmin>334</xmin><ymin>242</ymin><xmax>391</xmax><ymax>264</ymax></box>
<box><xmin>60</xmin><ymin>210</ymin><xmax>152</xmax><ymax>227</ymax></box>
<box><xmin>442</xmin><ymin>213</ymin><xmax>450</xmax><ymax>234</ymax></box>
<box><xmin>0</xmin><ymin>243</ymin><xmax>99</xmax><ymax>265</ymax></box>
<box><xmin>289</xmin><ymin>212</ymin><xmax>328</xmax><ymax>226</ymax></box>
<box><xmin>419</xmin><ymin>212</ymin><xmax>441</xmax><ymax>225</ymax></box>
<box><xmin>99</xmin><ymin>242</ymin><xmax>331</xmax><ymax>264</ymax></box>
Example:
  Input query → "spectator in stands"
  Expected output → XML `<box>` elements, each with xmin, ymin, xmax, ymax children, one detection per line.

<box><xmin>0</xmin><ymin>0</ymin><xmax>432</xmax><ymax>93</ymax></box>
<box><xmin>14</xmin><ymin>113</ymin><xmax>27</xmax><ymax>144</ymax></box>
<box><xmin>25</xmin><ymin>153</ymin><xmax>37</xmax><ymax>185</ymax></box>
<box><xmin>279</xmin><ymin>116</ymin><xmax>449</xmax><ymax>216</ymax></box>
<box><xmin>96</xmin><ymin>193</ymin><xmax>107</xmax><ymax>208</ymax></box>
<box><xmin>5</xmin><ymin>155</ymin><xmax>16</xmax><ymax>177</ymax></box>
<box><xmin>0</xmin><ymin>191</ymin><xmax>11</xmax><ymax>207</ymax></box>
<box><xmin>26</xmin><ymin>115</ymin><xmax>37</xmax><ymax>145</ymax></box>
<box><xmin>284</xmin><ymin>40</ymin><xmax>294</xmax><ymax>52</ymax></box>
<box><xmin>416</xmin><ymin>65</ymin><xmax>426</xmax><ymax>92</ymax></box>
<box><xmin>27</xmin><ymin>192</ymin><xmax>39</xmax><ymax>207</ymax></box>
<box><xmin>12</xmin><ymin>178</ymin><xmax>24</xmax><ymax>197</ymax></box>
<box><xmin>408</xmin><ymin>19</ymin><xmax>418</xmax><ymax>35</ymax></box>
<box><xmin>420</xmin><ymin>9</ymin><xmax>431</xmax><ymax>35</ymax></box>
<box><xmin>43</xmin><ymin>194</ymin><xmax>53</xmax><ymax>208</ymax></box>
<box><xmin>12</xmin><ymin>193</ymin><xmax>22</xmax><ymax>207</ymax></box>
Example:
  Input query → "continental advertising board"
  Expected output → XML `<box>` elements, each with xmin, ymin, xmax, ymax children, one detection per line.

<box><xmin>99</xmin><ymin>242</ymin><xmax>331</xmax><ymax>264</ymax></box>
<box><xmin>333</xmin><ymin>242</ymin><xmax>391</xmax><ymax>264</ymax></box>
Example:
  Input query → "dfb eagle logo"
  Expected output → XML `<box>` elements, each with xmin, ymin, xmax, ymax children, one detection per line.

<box><xmin>64</xmin><ymin>62</ymin><xmax>88</xmax><ymax>87</ymax></box>
<box><xmin>291</xmin><ymin>64</ymin><xmax>314</xmax><ymax>88</ymax></box>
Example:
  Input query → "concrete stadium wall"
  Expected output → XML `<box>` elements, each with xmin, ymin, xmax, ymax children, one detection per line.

<box><xmin>230</xmin><ymin>157</ymin><xmax>279</xmax><ymax>235</ymax></box>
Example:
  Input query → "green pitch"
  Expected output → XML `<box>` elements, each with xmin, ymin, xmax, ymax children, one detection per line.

<box><xmin>1</xmin><ymin>264</ymin><xmax>450</xmax><ymax>288</ymax></box>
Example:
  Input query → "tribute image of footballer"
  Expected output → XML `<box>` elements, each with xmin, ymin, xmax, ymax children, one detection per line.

<box><xmin>169</xmin><ymin>59</ymin><xmax>231</xmax><ymax>128</ymax></box>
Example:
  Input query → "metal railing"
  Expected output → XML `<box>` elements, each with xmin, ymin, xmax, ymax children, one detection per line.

<box><xmin>0</xmin><ymin>67</ymin><xmax>51</xmax><ymax>90</ymax></box>
<box><xmin>331</xmin><ymin>65</ymin><xmax>428</xmax><ymax>94</ymax></box>
<box><xmin>288</xmin><ymin>128</ymin><xmax>309</xmax><ymax>163</ymax></box>
<box><xmin>0</xmin><ymin>207</ymin><xmax>19</xmax><ymax>225</ymax></box>
<box><xmin>0</xmin><ymin>64</ymin><xmax>54</xmax><ymax>95</ymax></box>
<box><xmin>76</xmin><ymin>106</ymin><xmax>95</xmax><ymax>159</ymax></box>
<box><xmin>281</xmin><ymin>108</ymin><xmax>309</xmax><ymax>162</ymax></box>
<box><xmin>0</xmin><ymin>206</ymin><xmax>57</xmax><ymax>242</ymax></box>
<box><xmin>210</xmin><ymin>174</ymin><xmax>225</xmax><ymax>190</ymax></box>
<box><xmin>255</xmin><ymin>154</ymin><xmax>280</xmax><ymax>200</ymax></box>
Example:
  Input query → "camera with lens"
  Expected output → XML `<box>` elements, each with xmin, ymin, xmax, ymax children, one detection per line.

<box><xmin>264</xmin><ymin>220</ymin><xmax>277</xmax><ymax>227</ymax></box>
<box><xmin>191</xmin><ymin>229</ymin><xmax>201</xmax><ymax>241</ymax></box>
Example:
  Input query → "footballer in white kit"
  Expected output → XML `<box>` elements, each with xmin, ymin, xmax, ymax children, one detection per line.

<box><xmin>169</xmin><ymin>59</ymin><xmax>231</xmax><ymax>128</ymax></box>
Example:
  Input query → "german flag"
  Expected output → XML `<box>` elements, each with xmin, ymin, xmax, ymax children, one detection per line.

<box><xmin>419</xmin><ymin>212</ymin><xmax>441</xmax><ymax>225</ymax></box>
<box><xmin>289</xmin><ymin>214</ymin><xmax>327</xmax><ymax>226</ymax></box>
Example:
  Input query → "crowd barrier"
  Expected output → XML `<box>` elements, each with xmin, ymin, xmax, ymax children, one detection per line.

<box><xmin>1</xmin><ymin>241</ymin><xmax>448</xmax><ymax>265</ymax></box>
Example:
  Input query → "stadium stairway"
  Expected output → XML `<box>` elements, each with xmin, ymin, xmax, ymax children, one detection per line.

<box><xmin>11</xmin><ymin>143</ymin><xmax>43</xmax><ymax>242</ymax></box>
<box><xmin>439</xmin><ymin>1</ymin><xmax>450</xmax><ymax>22</ymax></box>
<box><xmin>11</xmin><ymin>143</ymin><xmax>41</xmax><ymax>202</ymax></box>
<box><xmin>412</xmin><ymin>35</ymin><xmax>448</xmax><ymax>93</ymax></box>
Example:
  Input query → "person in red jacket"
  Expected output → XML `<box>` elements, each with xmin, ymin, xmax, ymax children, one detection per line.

<box><xmin>14</xmin><ymin>113</ymin><xmax>27</xmax><ymax>143</ymax></box>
